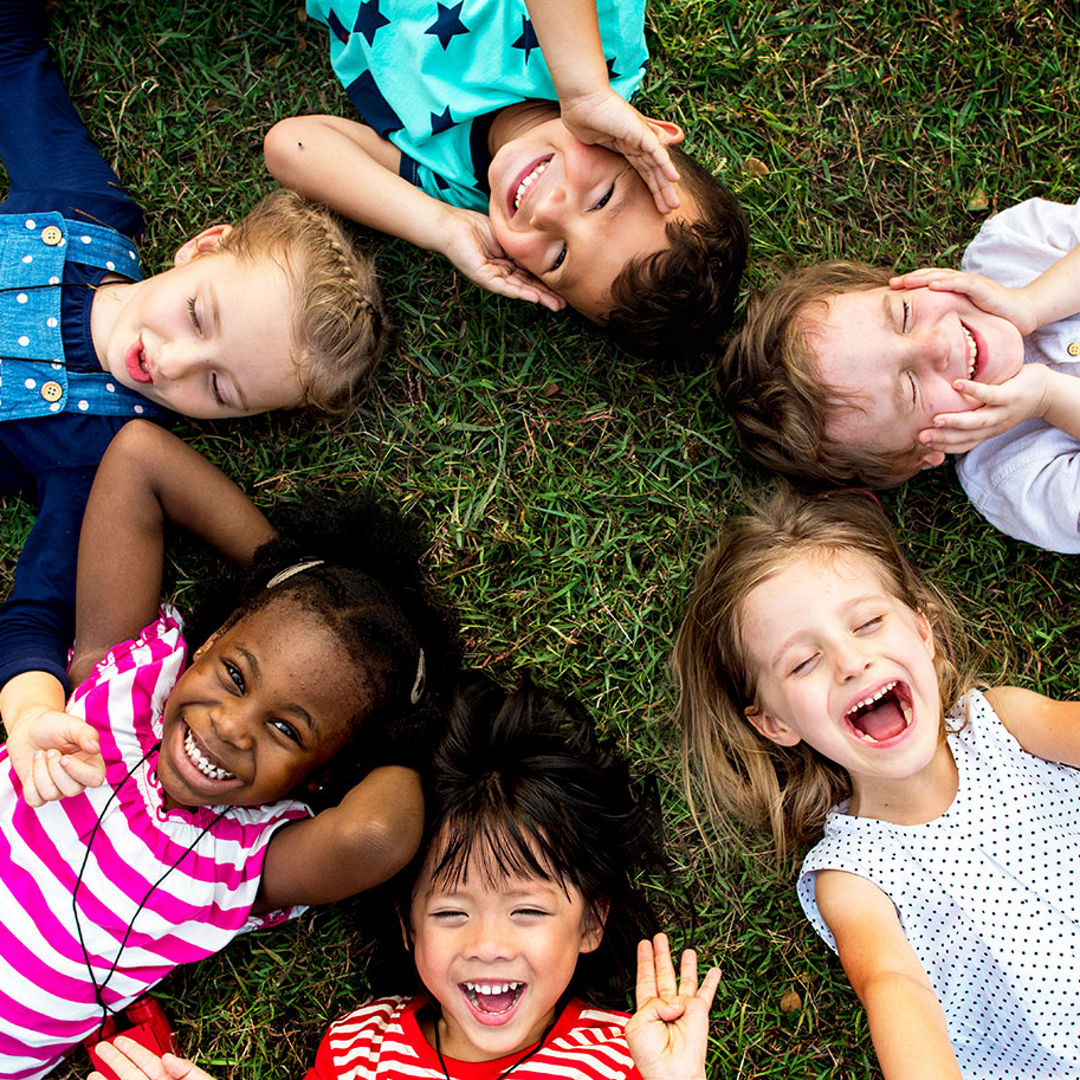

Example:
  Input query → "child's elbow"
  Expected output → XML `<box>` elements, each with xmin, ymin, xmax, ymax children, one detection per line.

<box><xmin>264</xmin><ymin>116</ymin><xmax>320</xmax><ymax>187</ymax></box>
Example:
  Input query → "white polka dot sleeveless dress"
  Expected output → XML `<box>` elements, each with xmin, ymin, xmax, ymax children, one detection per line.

<box><xmin>799</xmin><ymin>690</ymin><xmax>1080</xmax><ymax>1077</ymax></box>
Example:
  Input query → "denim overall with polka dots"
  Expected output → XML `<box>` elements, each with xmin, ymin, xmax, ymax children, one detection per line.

<box><xmin>0</xmin><ymin>211</ymin><xmax>166</xmax><ymax>422</ymax></box>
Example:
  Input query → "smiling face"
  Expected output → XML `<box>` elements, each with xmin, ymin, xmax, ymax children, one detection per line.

<box><xmin>407</xmin><ymin>840</ymin><xmax>603</xmax><ymax>1063</ymax></box>
<box><xmin>156</xmin><ymin>603</ymin><xmax>362</xmax><ymax>810</ymax></box>
<box><xmin>738</xmin><ymin>549</ymin><xmax>945</xmax><ymax>805</ymax></box>
<box><xmin>808</xmin><ymin>285</ymin><xmax>1025</xmax><ymax>475</ymax></box>
<box><xmin>486</xmin><ymin>117</ymin><xmax>692</xmax><ymax>320</ymax></box>
<box><xmin>90</xmin><ymin>229</ymin><xmax>304</xmax><ymax>418</ymax></box>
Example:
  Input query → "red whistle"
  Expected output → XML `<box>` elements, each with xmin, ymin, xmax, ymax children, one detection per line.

<box><xmin>83</xmin><ymin>997</ymin><xmax>176</xmax><ymax>1079</ymax></box>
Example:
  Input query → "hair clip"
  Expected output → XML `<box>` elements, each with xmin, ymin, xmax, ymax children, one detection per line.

<box><xmin>410</xmin><ymin>648</ymin><xmax>427</xmax><ymax>705</ymax></box>
<box><xmin>265</xmin><ymin>559</ymin><xmax>325</xmax><ymax>589</ymax></box>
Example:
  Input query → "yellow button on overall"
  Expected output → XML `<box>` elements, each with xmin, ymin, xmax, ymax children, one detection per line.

<box><xmin>41</xmin><ymin>381</ymin><xmax>63</xmax><ymax>402</ymax></box>
<box><xmin>1068</xmin><ymin>342</ymin><xmax>1080</xmax><ymax>357</ymax></box>
<box><xmin>41</xmin><ymin>225</ymin><xmax>63</xmax><ymax>246</ymax></box>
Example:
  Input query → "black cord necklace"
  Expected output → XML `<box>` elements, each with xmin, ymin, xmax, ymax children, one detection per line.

<box><xmin>72</xmin><ymin>740</ymin><xmax>227</xmax><ymax>1024</ymax></box>
<box><xmin>432</xmin><ymin>1014</ymin><xmax>554</xmax><ymax>1080</ymax></box>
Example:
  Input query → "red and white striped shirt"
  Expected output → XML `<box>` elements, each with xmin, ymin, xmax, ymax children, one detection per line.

<box><xmin>305</xmin><ymin>995</ymin><xmax>643</xmax><ymax>1080</ymax></box>
<box><xmin>0</xmin><ymin>610</ymin><xmax>309</xmax><ymax>1080</ymax></box>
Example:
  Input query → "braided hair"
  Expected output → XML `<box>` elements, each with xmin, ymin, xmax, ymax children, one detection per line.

<box><xmin>219</xmin><ymin>190</ymin><xmax>388</xmax><ymax>414</ymax></box>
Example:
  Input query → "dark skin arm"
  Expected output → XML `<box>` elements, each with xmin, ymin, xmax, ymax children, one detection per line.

<box><xmin>69</xmin><ymin>420</ymin><xmax>275</xmax><ymax>686</ymax></box>
<box><xmin>254</xmin><ymin>763</ymin><xmax>425</xmax><ymax>912</ymax></box>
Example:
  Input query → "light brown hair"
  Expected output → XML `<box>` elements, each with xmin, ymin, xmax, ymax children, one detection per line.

<box><xmin>219</xmin><ymin>189</ymin><xmax>387</xmax><ymax>413</ymax></box>
<box><xmin>718</xmin><ymin>261</ymin><xmax>920</xmax><ymax>486</ymax></box>
<box><xmin>673</xmin><ymin>486</ymin><xmax>970</xmax><ymax>859</ymax></box>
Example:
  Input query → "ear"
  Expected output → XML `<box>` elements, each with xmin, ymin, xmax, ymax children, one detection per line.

<box><xmin>191</xmin><ymin>628</ymin><xmax>221</xmax><ymax>663</ymax></box>
<box><xmin>398</xmin><ymin>907</ymin><xmax>412</xmax><ymax>952</ymax></box>
<box><xmin>174</xmin><ymin>223</ymin><xmax>233</xmax><ymax>265</ymax></box>
<box><xmin>579</xmin><ymin>899</ymin><xmax>609</xmax><ymax>955</ymax></box>
<box><xmin>643</xmin><ymin>118</ymin><xmax>684</xmax><ymax>146</ymax></box>
<box><xmin>915</xmin><ymin>449</ymin><xmax>946</xmax><ymax>470</ymax></box>
<box><xmin>915</xmin><ymin>609</ymin><xmax>935</xmax><ymax>659</ymax></box>
<box><xmin>745</xmin><ymin>705</ymin><xmax>802</xmax><ymax>748</ymax></box>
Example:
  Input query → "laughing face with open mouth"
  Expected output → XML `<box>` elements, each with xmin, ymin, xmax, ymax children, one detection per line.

<box><xmin>407</xmin><ymin>841</ymin><xmax>604</xmax><ymax>1063</ymax></box>
<box><xmin>155</xmin><ymin>602</ymin><xmax>361</xmax><ymax>811</ymax></box>
<box><xmin>738</xmin><ymin>548</ymin><xmax>952</xmax><ymax>819</ymax></box>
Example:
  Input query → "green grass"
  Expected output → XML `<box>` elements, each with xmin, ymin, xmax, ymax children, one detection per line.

<box><xmin>3</xmin><ymin>1</ymin><xmax>1080</xmax><ymax>1076</ymax></box>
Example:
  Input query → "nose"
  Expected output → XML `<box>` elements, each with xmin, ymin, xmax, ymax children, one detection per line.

<box><xmin>155</xmin><ymin>342</ymin><xmax>205</xmax><ymax>382</ymax></box>
<box><xmin>209</xmin><ymin>701</ymin><xmax>255</xmax><ymax>750</ymax></box>
<box><xmin>914</xmin><ymin>324</ymin><xmax>950</xmax><ymax>373</ymax></box>
<box><xmin>528</xmin><ymin>180</ymin><xmax>568</xmax><ymax>230</ymax></box>
<box><xmin>464</xmin><ymin>915</ymin><xmax>514</xmax><ymax>963</ymax></box>
<box><xmin>834</xmin><ymin>638</ymin><xmax>872</xmax><ymax>683</ymax></box>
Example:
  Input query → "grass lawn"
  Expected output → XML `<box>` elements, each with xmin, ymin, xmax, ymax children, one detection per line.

<box><xmin>3</xmin><ymin>1</ymin><xmax>1080</xmax><ymax>1076</ymax></box>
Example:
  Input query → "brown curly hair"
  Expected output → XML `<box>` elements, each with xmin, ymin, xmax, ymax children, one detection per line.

<box><xmin>605</xmin><ymin>147</ymin><xmax>748</xmax><ymax>360</ymax></box>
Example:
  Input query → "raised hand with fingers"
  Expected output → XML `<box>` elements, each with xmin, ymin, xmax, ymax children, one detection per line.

<box><xmin>890</xmin><ymin>268</ymin><xmax>1038</xmax><ymax>336</ymax></box>
<box><xmin>88</xmin><ymin>1036</ymin><xmax>217</xmax><ymax>1080</ymax></box>
<box><xmin>625</xmin><ymin>932</ymin><xmax>721</xmax><ymax>1080</ymax></box>
<box><xmin>438</xmin><ymin>206</ymin><xmax>567</xmax><ymax>311</ymax></box>
<box><xmin>7</xmin><ymin>706</ymin><xmax>105</xmax><ymax>807</ymax></box>
<box><xmin>559</xmin><ymin>88</ymin><xmax>682</xmax><ymax>214</ymax></box>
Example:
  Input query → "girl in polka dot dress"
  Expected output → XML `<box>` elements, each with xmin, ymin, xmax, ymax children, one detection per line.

<box><xmin>674</xmin><ymin>486</ymin><xmax>1080</xmax><ymax>1079</ymax></box>
<box><xmin>0</xmin><ymin>2</ymin><xmax>385</xmax><ymax>758</ymax></box>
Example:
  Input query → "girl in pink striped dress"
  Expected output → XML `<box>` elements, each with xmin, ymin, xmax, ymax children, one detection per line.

<box><xmin>92</xmin><ymin>675</ymin><xmax>720</xmax><ymax>1080</ymax></box>
<box><xmin>0</xmin><ymin>423</ymin><xmax>457</xmax><ymax>1080</ymax></box>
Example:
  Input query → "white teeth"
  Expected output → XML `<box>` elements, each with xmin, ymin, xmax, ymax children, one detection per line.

<box><xmin>184</xmin><ymin>728</ymin><xmax>235</xmax><ymax>782</ymax></box>
<box><xmin>847</xmin><ymin>680</ymin><xmax>897</xmax><ymax>717</ymax></box>
<box><xmin>464</xmin><ymin>981</ymin><xmax>523</xmax><ymax>995</ymax></box>
<box><xmin>962</xmin><ymin>325</ymin><xmax>977</xmax><ymax>378</ymax></box>
<box><xmin>513</xmin><ymin>160</ymin><xmax>549</xmax><ymax>209</ymax></box>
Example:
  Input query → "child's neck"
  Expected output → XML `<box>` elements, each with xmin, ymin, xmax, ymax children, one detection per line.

<box><xmin>488</xmin><ymin>101</ymin><xmax>561</xmax><ymax>156</ymax></box>
<box><xmin>847</xmin><ymin>738</ymin><xmax>958</xmax><ymax>825</ymax></box>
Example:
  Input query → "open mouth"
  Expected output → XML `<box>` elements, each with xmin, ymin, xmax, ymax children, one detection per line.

<box><xmin>961</xmin><ymin>324</ymin><xmax>979</xmax><ymax>380</ymax></box>
<box><xmin>844</xmin><ymin>680</ymin><xmax>913</xmax><ymax>744</ymax></box>
<box><xmin>460</xmin><ymin>981</ymin><xmax>526</xmax><ymax>1017</ymax></box>
<box><xmin>510</xmin><ymin>156</ymin><xmax>552</xmax><ymax>214</ymax></box>
<box><xmin>183</xmin><ymin>725</ymin><xmax>236</xmax><ymax>782</ymax></box>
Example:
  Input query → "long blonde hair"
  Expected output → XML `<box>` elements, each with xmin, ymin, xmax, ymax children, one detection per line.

<box><xmin>674</xmin><ymin>486</ymin><xmax>970</xmax><ymax>859</ymax></box>
<box><xmin>220</xmin><ymin>189</ymin><xmax>387</xmax><ymax>413</ymax></box>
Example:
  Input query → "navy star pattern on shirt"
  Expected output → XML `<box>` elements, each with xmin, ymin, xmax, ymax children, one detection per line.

<box><xmin>346</xmin><ymin>69</ymin><xmax>404</xmax><ymax>137</ymax></box>
<box><xmin>511</xmin><ymin>16</ymin><xmax>539</xmax><ymax>63</ymax></box>
<box><xmin>606</xmin><ymin>56</ymin><xmax>620</xmax><ymax>80</ymax></box>
<box><xmin>353</xmin><ymin>0</ymin><xmax>390</xmax><ymax>45</ymax></box>
<box><xmin>327</xmin><ymin>8</ymin><xmax>350</xmax><ymax>44</ymax></box>
<box><xmin>430</xmin><ymin>106</ymin><xmax>455</xmax><ymax>135</ymax></box>
<box><xmin>425</xmin><ymin>1</ymin><xmax>470</xmax><ymax>50</ymax></box>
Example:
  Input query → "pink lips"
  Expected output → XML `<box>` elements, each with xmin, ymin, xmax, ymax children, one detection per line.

<box><xmin>507</xmin><ymin>156</ymin><xmax>553</xmax><ymax>217</ymax></box>
<box><xmin>125</xmin><ymin>338</ymin><xmax>152</xmax><ymax>384</ymax></box>
<box><xmin>459</xmin><ymin>983</ymin><xmax>526</xmax><ymax>1027</ymax></box>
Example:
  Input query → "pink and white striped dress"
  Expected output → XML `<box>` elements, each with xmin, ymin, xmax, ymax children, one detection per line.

<box><xmin>0</xmin><ymin>610</ymin><xmax>310</xmax><ymax>1080</ymax></box>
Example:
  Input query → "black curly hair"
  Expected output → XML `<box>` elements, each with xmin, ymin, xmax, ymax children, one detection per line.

<box><xmin>389</xmin><ymin>674</ymin><xmax>663</xmax><ymax>1010</ymax></box>
<box><xmin>187</xmin><ymin>492</ymin><xmax>460</xmax><ymax>807</ymax></box>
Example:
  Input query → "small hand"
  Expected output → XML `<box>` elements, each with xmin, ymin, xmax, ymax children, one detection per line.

<box><xmin>7</xmin><ymin>707</ymin><xmax>105</xmax><ymax>806</ymax></box>
<box><xmin>560</xmin><ymin>88</ymin><xmax>681</xmax><ymax>214</ymax></box>
<box><xmin>89</xmin><ymin>1035</ymin><xmax>216</xmax><ymax>1080</ymax></box>
<box><xmin>625</xmin><ymin>933</ymin><xmax>720</xmax><ymax>1080</ymax></box>
<box><xmin>439</xmin><ymin>207</ymin><xmax>566</xmax><ymax>311</ymax></box>
<box><xmin>918</xmin><ymin>363</ymin><xmax>1052</xmax><ymax>455</ymax></box>
<box><xmin>889</xmin><ymin>268</ymin><xmax>1037</xmax><ymax>336</ymax></box>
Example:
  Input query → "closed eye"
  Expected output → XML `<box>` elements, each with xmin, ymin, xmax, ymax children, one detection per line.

<box><xmin>908</xmin><ymin>371</ymin><xmax>917</xmax><ymax>406</ymax></box>
<box><xmin>789</xmin><ymin>654</ymin><xmax>818</xmax><ymax>676</ymax></box>
<box><xmin>549</xmin><ymin>243</ymin><xmax>567</xmax><ymax>273</ymax></box>
<box><xmin>187</xmin><ymin>295</ymin><xmax>201</xmax><ymax>332</ymax></box>
<box><xmin>901</xmin><ymin>298</ymin><xmax>911</xmax><ymax>333</ymax></box>
<box><xmin>210</xmin><ymin>372</ymin><xmax>226</xmax><ymax>408</ymax></box>
<box><xmin>855</xmin><ymin>616</ymin><xmax>884</xmax><ymax>633</ymax></box>
<box><xmin>513</xmin><ymin>907</ymin><xmax>548</xmax><ymax>918</ymax></box>
<box><xmin>592</xmin><ymin>183</ymin><xmax>614</xmax><ymax>211</ymax></box>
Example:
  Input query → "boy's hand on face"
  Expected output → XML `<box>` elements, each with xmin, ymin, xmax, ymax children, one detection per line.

<box><xmin>625</xmin><ymin>933</ymin><xmax>720</xmax><ymax>1080</ymax></box>
<box><xmin>438</xmin><ymin>206</ymin><xmax>566</xmax><ymax>311</ymax></box>
<box><xmin>920</xmin><ymin>362</ymin><xmax>1053</xmax><ymax>455</ymax></box>
<box><xmin>890</xmin><ymin>268</ymin><xmax>1039</xmax><ymax>336</ymax></box>
<box><xmin>7</xmin><ymin>706</ymin><xmax>105</xmax><ymax>806</ymax></box>
<box><xmin>89</xmin><ymin>1036</ymin><xmax>216</xmax><ymax>1080</ymax></box>
<box><xmin>560</xmin><ymin>88</ymin><xmax>681</xmax><ymax>214</ymax></box>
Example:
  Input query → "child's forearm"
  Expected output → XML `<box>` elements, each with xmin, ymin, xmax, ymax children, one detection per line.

<box><xmin>255</xmin><ymin>765</ymin><xmax>424</xmax><ymax>911</ymax></box>
<box><xmin>1024</xmin><ymin>240</ymin><xmax>1080</xmax><ymax>329</ymax></box>
<box><xmin>73</xmin><ymin>422</ymin><xmax>273</xmax><ymax>678</ymax></box>
<box><xmin>264</xmin><ymin>115</ymin><xmax>459</xmax><ymax>253</ymax></box>
<box><xmin>523</xmin><ymin>0</ymin><xmax>611</xmax><ymax>101</ymax></box>
<box><xmin>0</xmin><ymin>670</ymin><xmax>66</xmax><ymax>736</ymax></box>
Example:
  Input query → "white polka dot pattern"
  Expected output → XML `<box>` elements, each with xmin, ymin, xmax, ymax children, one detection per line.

<box><xmin>799</xmin><ymin>690</ymin><xmax>1080</xmax><ymax>1074</ymax></box>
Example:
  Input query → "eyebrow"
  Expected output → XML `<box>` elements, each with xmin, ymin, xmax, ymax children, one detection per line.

<box><xmin>237</xmin><ymin>646</ymin><xmax>318</xmax><ymax>734</ymax></box>
<box><xmin>768</xmin><ymin>593</ymin><xmax>883</xmax><ymax>669</ymax></box>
